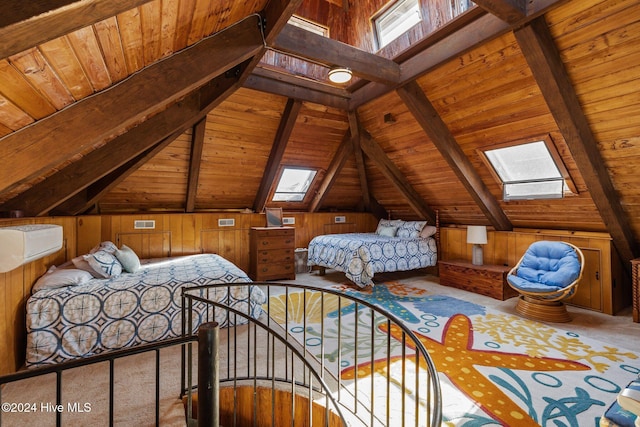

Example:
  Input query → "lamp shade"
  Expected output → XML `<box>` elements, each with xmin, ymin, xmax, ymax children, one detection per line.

<box><xmin>466</xmin><ymin>225</ymin><xmax>487</xmax><ymax>244</ymax></box>
<box><xmin>328</xmin><ymin>67</ymin><xmax>352</xmax><ymax>83</ymax></box>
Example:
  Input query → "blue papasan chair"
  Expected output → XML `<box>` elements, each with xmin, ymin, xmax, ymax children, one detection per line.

<box><xmin>507</xmin><ymin>241</ymin><xmax>584</xmax><ymax>322</ymax></box>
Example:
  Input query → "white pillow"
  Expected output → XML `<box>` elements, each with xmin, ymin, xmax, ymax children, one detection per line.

<box><xmin>32</xmin><ymin>266</ymin><xmax>94</xmax><ymax>293</ymax></box>
<box><xmin>375</xmin><ymin>219</ymin><xmax>403</xmax><ymax>235</ymax></box>
<box><xmin>72</xmin><ymin>255</ymin><xmax>102</xmax><ymax>278</ymax></box>
<box><xmin>115</xmin><ymin>244</ymin><xmax>141</xmax><ymax>273</ymax></box>
<box><xmin>377</xmin><ymin>225</ymin><xmax>398</xmax><ymax>237</ymax></box>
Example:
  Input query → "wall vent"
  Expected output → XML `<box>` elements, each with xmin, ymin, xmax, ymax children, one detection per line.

<box><xmin>218</xmin><ymin>218</ymin><xmax>235</xmax><ymax>227</ymax></box>
<box><xmin>282</xmin><ymin>217</ymin><xmax>295</xmax><ymax>225</ymax></box>
<box><xmin>134</xmin><ymin>220</ymin><xmax>155</xmax><ymax>229</ymax></box>
<box><xmin>334</xmin><ymin>216</ymin><xmax>346</xmax><ymax>223</ymax></box>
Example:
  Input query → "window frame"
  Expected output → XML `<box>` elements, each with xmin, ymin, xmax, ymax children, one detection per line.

<box><xmin>287</xmin><ymin>15</ymin><xmax>329</xmax><ymax>37</ymax></box>
<box><xmin>478</xmin><ymin>135</ymin><xmax>578</xmax><ymax>201</ymax></box>
<box><xmin>271</xmin><ymin>166</ymin><xmax>319</xmax><ymax>203</ymax></box>
<box><xmin>372</xmin><ymin>0</ymin><xmax>423</xmax><ymax>50</ymax></box>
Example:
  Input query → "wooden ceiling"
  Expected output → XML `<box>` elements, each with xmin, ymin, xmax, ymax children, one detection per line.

<box><xmin>1</xmin><ymin>0</ymin><xmax>640</xmax><ymax>264</ymax></box>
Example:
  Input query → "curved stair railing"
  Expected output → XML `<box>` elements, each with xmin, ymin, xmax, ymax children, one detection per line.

<box><xmin>182</xmin><ymin>282</ymin><xmax>442</xmax><ymax>427</ymax></box>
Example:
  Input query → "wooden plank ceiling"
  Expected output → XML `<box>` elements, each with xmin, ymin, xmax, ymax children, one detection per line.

<box><xmin>0</xmin><ymin>0</ymin><xmax>639</xmax><ymax>263</ymax></box>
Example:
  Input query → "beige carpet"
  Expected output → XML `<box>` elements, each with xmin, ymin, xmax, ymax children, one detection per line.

<box><xmin>1</xmin><ymin>346</ymin><xmax>188</xmax><ymax>427</ymax></box>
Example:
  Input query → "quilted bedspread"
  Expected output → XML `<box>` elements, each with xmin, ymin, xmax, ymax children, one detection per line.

<box><xmin>307</xmin><ymin>233</ymin><xmax>437</xmax><ymax>287</ymax></box>
<box><xmin>25</xmin><ymin>254</ymin><xmax>266</xmax><ymax>367</ymax></box>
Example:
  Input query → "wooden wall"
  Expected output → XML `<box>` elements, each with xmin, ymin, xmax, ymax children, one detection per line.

<box><xmin>439</xmin><ymin>226</ymin><xmax>630</xmax><ymax>315</ymax></box>
<box><xmin>0</xmin><ymin>211</ymin><xmax>377</xmax><ymax>375</ymax></box>
<box><xmin>0</xmin><ymin>217</ymin><xmax>77</xmax><ymax>376</ymax></box>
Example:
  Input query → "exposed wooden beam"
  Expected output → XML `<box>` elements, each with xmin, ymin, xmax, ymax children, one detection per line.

<box><xmin>244</xmin><ymin>74</ymin><xmax>349</xmax><ymax>109</ymax></box>
<box><xmin>397</xmin><ymin>81</ymin><xmax>512</xmax><ymax>231</ymax></box>
<box><xmin>515</xmin><ymin>17</ymin><xmax>637</xmax><ymax>263</ymax></box>
<box><xmin>5</xmin><ymin>62</ymin><xmax>249</xmax><ymax>216</ymax></box>
<box><xmin>0</xmin><ymin>14</ymin><xmax>264</xmax><ymax>197</ymax></box>
<box><xmin>0</xmin><ymin>0</ymin><xmax>152</xmax><ymax>59</ymax></box>
<box><xmin>252</xmin><ymin>66</ymin><xmax>351</xmax><ymax>99</ymax></box>
<box><xmin>53</xmin><ymin>130</ymin><xmax>185</xmax><ymax>216</ymax></box>
<box><xmin>472</xmin><ymin>0</ymin><xmax>527</xmax><ymax>24</ymax></box>
<box><xmin>272</xmin><ymin>24</ymin><xmax>401</xmax><ymax>85</ymax></box>
<box><xmin>185</xmin><ymin>118</ymin><xmax>207</xmax><ymax>213</ymax></box>
<box><xmin>348</xmin><ymin>111</ymin><xmax>371</xmax><ymax>210</ymax></box>
<box><xmin>309</xmin><ymin>132</ymin><xmax>353</xmax><ymax>212</ymax></box>
<box><xmin>253</xmin><ymin>98</ymin><xmax>302</xmax><ymax>213</ymax></box>
<box><xmin>261</xmin><ymin>0</ymin><xmax>304</xmax><ymax>44</ymax></box>
<box><xmin>359</xmin><ymin>131</ymin><xmax>436</xmax><ymax>224</ymax></box>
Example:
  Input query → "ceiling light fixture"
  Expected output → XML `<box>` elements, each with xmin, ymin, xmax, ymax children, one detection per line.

<box><xmin>328</xmin><ymin>67</ymin><xmax>352</xmax><ymax>84</ymax></box>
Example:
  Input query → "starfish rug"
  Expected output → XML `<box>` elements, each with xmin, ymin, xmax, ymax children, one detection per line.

<box><xmin>266</xmin><ymin>281</ymin><xmax>639</xmax><ymax>427</ymax></box>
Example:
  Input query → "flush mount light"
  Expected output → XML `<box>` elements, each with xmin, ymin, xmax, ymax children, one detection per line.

<box><xmin>328</xmin><ymin>67</ymin><xmax>352</xmax><ymax>84</ymax></box>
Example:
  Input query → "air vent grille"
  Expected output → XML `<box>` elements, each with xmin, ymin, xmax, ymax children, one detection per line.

<box><xmin>134</xmin><ymin>220</ymin><xmax>156</xmax><ymax>229</ymax></box>
<box><xmin>334</xmin><ymin>216</ymin><xmax>346</xmax><ymax>223</ymax></box>
<box><xmin>282</xmin><ymin>217</ymin><xmax>295</xmax><ymax>225</ymax></box>
<box><xmin>218</xmin><ymin>218</ymin><xmax>235</xmax><ymax>227</ymax></box>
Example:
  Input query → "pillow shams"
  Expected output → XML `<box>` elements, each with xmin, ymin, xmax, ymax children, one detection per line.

<box><xmin>85</xmin><ymin>250</ymin><xmax>123</xmax><ymax>278</ymax></box>
<box><xmin>32</xmin><ymin>266</ymin><xmax>94</xmax><ymax>293</ymax></box>
<box><xmin>396</xmin><ymin>220</ymin><xmax>427</xmax><ymax>239</ymax></box>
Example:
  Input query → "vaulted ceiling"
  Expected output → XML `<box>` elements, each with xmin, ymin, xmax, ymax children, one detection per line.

<box><xmin>1</xmin><ymin>0</ymin><xmax>639</xmax><ymax>264</ymax></box>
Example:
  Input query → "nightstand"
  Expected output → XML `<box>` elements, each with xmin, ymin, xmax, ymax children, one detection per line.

<box><xmin>438</xmin><ymin>260</ymin><xmax>517</xmax><ymax>300</ymax></box>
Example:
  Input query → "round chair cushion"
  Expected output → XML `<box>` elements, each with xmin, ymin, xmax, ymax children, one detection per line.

<box><xmin>507</xmin><ymin>241</ymin><xmax>581</xmax><ymax>293</ymax></box>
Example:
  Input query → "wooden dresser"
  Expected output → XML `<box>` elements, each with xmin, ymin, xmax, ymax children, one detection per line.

<box><xmin>438</xmin><ymin>260</ymin><xmax>517</xmax><ymax>301</ymax></box>
<box><xmin>249</xmin><ymin>227</ymin><xmax>295</xmax><ymax>281</ymax></box>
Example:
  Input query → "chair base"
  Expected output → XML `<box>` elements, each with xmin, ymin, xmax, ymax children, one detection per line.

<box><xmin>515</xmin><ymin>295</ymin><xmax>572</xmax><ymax>323</ymax></box>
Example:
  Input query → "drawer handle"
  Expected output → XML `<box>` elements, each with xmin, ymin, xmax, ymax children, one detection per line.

<box><xmin>262</xmin><ymin>241</ymin><xmax>269</xmax><ymax>246</ymax></box>
<box><xmin>262</xmin><ymin>267</ymin><xmax>268</xmax><ymax>272</ymax></box>
<box><xmin>285</xmin><ymin>239</ymin><xmax>292</xmax><ymax>244</ymax></box>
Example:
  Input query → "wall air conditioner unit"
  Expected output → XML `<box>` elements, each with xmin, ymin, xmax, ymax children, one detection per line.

<box><xmin>0</xmin><ymin>224</ymin><xmax>63</xmax><ymax>273</ymax></box>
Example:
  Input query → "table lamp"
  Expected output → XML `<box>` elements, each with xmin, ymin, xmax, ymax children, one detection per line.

<box><xmin>467</xmin><ymin>225</ymin><xmax>487</xmax><ymax>265</ymax></box>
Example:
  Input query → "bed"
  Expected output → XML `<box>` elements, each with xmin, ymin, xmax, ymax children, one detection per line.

<box><xmin>25</xmin><ymin>250</ymin><xmax>266</xmax><ymax>368</ymax></box>
<box><xmin>307</xmin><ymin>219</ymin><xmax>438</xmax><ymax>287</ymax></box>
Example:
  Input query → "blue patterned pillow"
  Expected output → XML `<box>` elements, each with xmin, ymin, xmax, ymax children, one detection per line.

<box><xmin>85</xmin><ymin>250</ymin><xmax>123</xmax><ymax>278</ymax></box>
<box><xmin>396</xmin><ymin>221</ymin><xmax>427</xmax><ymax>239</ymax></box>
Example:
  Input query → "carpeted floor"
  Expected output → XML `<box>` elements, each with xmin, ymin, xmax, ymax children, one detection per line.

<box><xmin>2</xmin><ymin>269</ymin><xmax>639</xmax><ymax>426</ymax></box>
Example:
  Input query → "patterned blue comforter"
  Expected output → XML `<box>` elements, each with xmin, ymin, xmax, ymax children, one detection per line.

<box><xmin>25</xmin><ymin>254</ymin><xmax>266</xmax><ymax>367</ymax></box>
<box><xmin>307</xmin><ymin>233</ymin><xmax>437</xmax><ymax>287</ymax></box>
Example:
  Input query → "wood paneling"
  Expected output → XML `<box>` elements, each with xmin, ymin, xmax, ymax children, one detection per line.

<box><xmin>0</xmin><ymin>217</ymin><xmax>76</xmax><ymax>375</ymax></box>
<box><xmin>0</xmin><ymin>211</ymin><xmax>376</xmax><ymax>375</ymax></box>
<box><xmin>439</xmin><ymin>226</ymin><xmax>629</xmax><ymax>315</ymax></box>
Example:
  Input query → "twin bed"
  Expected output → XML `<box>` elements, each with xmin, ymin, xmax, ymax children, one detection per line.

<box><xmin>307</xmin><ymin>219</ymin><xmax>438</xmax><ymax>287</ymax></box>
<box><xmin>25</xmin><ymin>218</ymin><xmax>437</xmax><ymax>367</ymax></box>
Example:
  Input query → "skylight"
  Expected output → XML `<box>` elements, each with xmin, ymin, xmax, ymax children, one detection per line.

<box><xmin>483</xmin><ymin>140</ymin><xmax>570</xmax><ymax>201</ymax></box>
<box><xmin>374</xmin><ymin>0</ymin><xmax>422</xmax><ymax>49</ymax></box>
<box><xmin>272</xmin><ymin>167</ymin><xmax>317</xmax><ymax>202</ymax></box>
<box><xmin>288</xmin><ymin>15</ymin><xmax>328</xmax><ymax>37</ymax></box>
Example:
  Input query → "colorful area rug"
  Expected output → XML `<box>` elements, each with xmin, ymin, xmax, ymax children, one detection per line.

<box><xmin>267</xmin><ymin>281</ymin><xmax>639</xmax><ymax>426</ymax></box>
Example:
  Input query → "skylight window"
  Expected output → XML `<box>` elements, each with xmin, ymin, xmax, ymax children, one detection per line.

<box><xmin>288</xmin><ymin>15</ymin><xmax>328</xmax><ymax>37</ymax></box>
<box><xmin>374</xmin><ymin>0</ymin><xmax>422</xmax><ymax>49</ymax></box>
<box><xmin>272</xmin><ymin>167</ymin><xmax>317</xmax><ymax>202</ymax></box>
<box><xmin>483</xmin><ymin>139</ymin><xmax>574</xmax><ymax>201</ymax></box>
